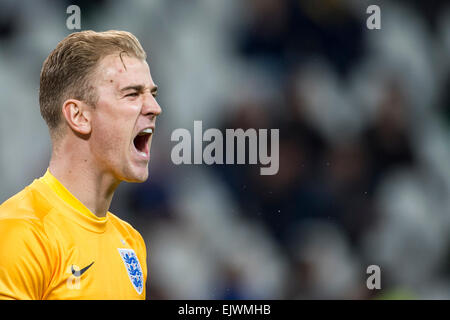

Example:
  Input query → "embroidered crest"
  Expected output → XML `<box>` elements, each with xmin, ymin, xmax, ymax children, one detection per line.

<box><xmin>118</xmin><ymin>248</ymin><xmax>144</xmax><ymax>294</ymax></box>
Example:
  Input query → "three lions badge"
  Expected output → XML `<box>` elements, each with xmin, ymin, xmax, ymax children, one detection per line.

<box><xmin>118</xmin><ymin>248</ymin><xmax>144</xmax><ymax>294</ymax></box>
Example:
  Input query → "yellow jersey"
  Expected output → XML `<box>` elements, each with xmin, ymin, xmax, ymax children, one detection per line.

<box><xmin>0</xmin><ymin>170</ymin><xmax>147</xmax><ymax>300</ymax></box>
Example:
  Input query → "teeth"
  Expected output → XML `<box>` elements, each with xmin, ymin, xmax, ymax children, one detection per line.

<box><xmin>138</xmin><ymin>128</ymin><xmax>153</xmax><ymax>135</ymax></box>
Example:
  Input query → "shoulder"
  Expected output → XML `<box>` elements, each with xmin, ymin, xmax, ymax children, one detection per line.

<box><xmin>0</xmin><ymin>215</ymin><xmax>41</xmax><ymax>235</ymax></box>
<box><xmin>0</xmin><ymin>189</ymin><xmax>53</xmax><ymax>267</ymax></box>
<box><xmin>0</xmin><ymin>180</ymin><xmax>53</xmax><ymax>223</ymax></box>
<box><xmin>108</xmin><ymin>212</ymin><xmax>145</xmax><ymax>244</ymax></box>
<box><xmin>0</xmin><ymin>218</ymin><xmax>48</xmax><ymax>258</ymax></box>
<box><xmin>0</xmin><ymin>183</ymin><xmax>54</xmax><ymax>255</ymax></box>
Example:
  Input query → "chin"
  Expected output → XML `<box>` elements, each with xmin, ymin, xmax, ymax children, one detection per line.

<box><xmin>120</xmin><ymin>167</ymin><xmax>149</xmax><ymax>183</ymax></box>
<box><xmin>129</xmin><ymin>172</ymin><xmax>149</xmax><ymax>183</ymax></box>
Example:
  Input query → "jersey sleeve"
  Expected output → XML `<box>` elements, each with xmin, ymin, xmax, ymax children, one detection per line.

<box><xmin>0</xmin><ymin>219</ymin><xmax>53</xmax><ymax>300</ymax></box>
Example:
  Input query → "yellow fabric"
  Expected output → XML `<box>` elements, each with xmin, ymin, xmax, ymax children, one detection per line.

<box><xmin>41</xmin><ymin>169</ymin><xmax>106</xmax><ymax>222</ymax></box>
<box><xmin>0</xmin><ymin>170</ymin><xmax>147</xmax><ymax>300</ymax></box>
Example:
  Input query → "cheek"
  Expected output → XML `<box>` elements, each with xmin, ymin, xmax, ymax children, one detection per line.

<box><xmin>102</xmin><ymin>125</ymin><xmax>130</xmax><ymax>152</ymax></box>
<box><xmin>91</xmin><ymin>101</ymin><xmax>140</xmax><ymax>157</ymax></box>
<box><xmin>91</xmin><ymin>119</ymin><xmax>129</xmax><ymax>161</ymax></box>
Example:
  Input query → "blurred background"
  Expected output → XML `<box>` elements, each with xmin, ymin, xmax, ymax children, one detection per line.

<box><xmin>1</xmin><ymin>0</ymin><xmax>450</xmax><ymax>299</ymax></box>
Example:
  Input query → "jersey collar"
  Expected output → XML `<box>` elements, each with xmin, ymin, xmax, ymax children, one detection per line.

<box><xmin>39</xmin><ymin>169</ymin><xmax>109</xmax><ymax>232</ymax></box>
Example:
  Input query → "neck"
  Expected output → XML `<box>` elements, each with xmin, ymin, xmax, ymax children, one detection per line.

<box><xmin>48</xmin><ymin>143</ymin><xmax>120</xmax><ymax>218</ymax></box>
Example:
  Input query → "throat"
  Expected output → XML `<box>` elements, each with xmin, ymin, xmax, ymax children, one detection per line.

<box><xmin>47</xmin><ymin>164</ymin><xmax>119</xmax><ymax>218</ymax></box>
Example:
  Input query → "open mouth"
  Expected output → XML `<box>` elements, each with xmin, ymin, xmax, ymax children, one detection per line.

<box><xmin>133</xmin><ymin>128</ymin><xmax>153</xmax><ymax>158</ymax></box>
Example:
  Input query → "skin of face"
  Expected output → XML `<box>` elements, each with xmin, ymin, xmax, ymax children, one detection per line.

<box><xmin>88</xmin><ymin>54</ymin><xmax>162</xmax><ymax>183</ymax></box>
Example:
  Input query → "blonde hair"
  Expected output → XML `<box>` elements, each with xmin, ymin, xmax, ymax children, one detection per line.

<box><xmin>39</xmin><ymin>30</ymin><xmax>146</xmax><ymax>135</ymax></box>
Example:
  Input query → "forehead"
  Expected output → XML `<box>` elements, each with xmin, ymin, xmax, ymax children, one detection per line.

<box><xmin>95</xmin><ymin>54</ymin><xmax>154</xmax><ymax>89</ymax></box>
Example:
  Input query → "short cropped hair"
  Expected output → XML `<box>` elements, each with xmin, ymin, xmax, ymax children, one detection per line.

<box><xmin>39</xmin><ymin>30</ymin><xmax>146</xmax><ymax>136</ymax></box>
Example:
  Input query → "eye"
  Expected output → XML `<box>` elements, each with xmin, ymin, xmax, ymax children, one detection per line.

<box><xmin>125</xmin><ymin>92</ymin><xmax>139</xmax><ymax>98</ymax></box>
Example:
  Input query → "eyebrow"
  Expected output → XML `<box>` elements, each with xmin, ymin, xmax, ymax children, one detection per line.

<box><xmin>120</xmin><ymin>84</ymin><xmax>158</xmax><ymax>96</ymax></box>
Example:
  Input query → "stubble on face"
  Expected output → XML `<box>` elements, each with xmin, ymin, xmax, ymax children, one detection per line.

<box><xmin>87</xmin><ymin>54</ymin><xmax>158</xmax><ymax>183</ymax></box>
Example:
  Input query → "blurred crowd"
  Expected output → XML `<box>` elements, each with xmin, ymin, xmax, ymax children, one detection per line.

<box><xmin>1</xmin><ymin>0</ymin><xmax>450</xmax><ymax>299</ymax></box>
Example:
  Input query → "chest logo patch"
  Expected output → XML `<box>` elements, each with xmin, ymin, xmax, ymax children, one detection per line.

<box><xmin>118</xmin><ymin>248</ymin><xmax>144</xmax><ymax>294</ymax></box>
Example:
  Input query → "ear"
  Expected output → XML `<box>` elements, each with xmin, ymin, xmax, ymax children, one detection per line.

<box><xmin>61</xmin><ymin>99</ymin><xmax>92</xmax><ymax>135</ymax></box>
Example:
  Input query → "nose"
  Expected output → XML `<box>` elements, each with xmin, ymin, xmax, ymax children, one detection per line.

<box><xmin>142</xmin><ymin>93</ymin><xmax>162</xmax><ymax>118</ymax></box>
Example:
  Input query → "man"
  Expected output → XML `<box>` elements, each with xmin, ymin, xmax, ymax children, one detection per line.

<box><xmin>0</xmin><ymin>30</ymin><xmax>161</xmax><ymax>299</ymax></box>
